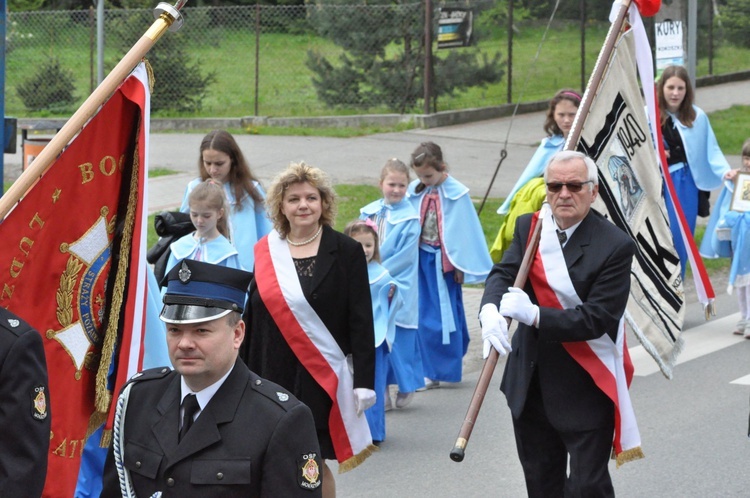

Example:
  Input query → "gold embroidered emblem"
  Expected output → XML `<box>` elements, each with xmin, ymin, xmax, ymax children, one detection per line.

<box><xmin>302</xmin><ymin>458</ymin><xmax>319</xmax><ymax>484</ymax></box>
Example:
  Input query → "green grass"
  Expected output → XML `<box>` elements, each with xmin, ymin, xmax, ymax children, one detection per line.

<box><xmin>708</xmin><ymin>105</ymin><xmax>750</xmax><ymax>158</ymax></box>
<box><xmin>9</xmin><ymin>12</ymin><xmax>750</xmax><ymax>120</ymax></box>
<box><xmin>149</xmin><ymin>168</ymin><xmax>179</xmax><ymax>178</ymax></box>
<box><xmin>332</xmin><ymin>184</ymin><xmax>382</xmax><ymax>231</ymax></box>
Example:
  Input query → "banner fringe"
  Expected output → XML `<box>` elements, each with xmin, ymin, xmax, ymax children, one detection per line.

<box><xmin>625</xmin><ymin>311</ymin><xmax>681</xmax><ymax>380</ymax></box>
<box><xmin>615</xmin><ymin>446</ymin><xmax>645</xmax><ymax>468</ymax></box>
<box><xmin>100</xmin><ymin>428</ymin><xmax>112</xmax><ymax>448</ymax></box>
<box><xmin>337</xmin><ymin>444</ymin><xmax>378</xmax><ymax>474</ymax></box>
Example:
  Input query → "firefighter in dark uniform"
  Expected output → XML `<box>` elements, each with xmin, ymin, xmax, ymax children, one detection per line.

<box><xmin>0</xmin><ymin>307</ymin><xmax>50</xmax><ymax>498</ymax></box>
<box><xmin>101</xmin><ymin>259</ymin><xmax>322</xmax><ymax>497</ymax></box>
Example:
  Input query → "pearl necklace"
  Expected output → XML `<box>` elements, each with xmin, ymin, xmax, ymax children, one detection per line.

<box><xmin>287</xmin><ymin>225</ymin><xmax>323</xmax><ymax>246</ymax></box>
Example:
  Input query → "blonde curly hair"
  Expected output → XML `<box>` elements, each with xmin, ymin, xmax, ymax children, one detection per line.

<box><xmin>265</xmin><ymin>162</ymin><xmax>337</xmax><ymax>238</ymax></box>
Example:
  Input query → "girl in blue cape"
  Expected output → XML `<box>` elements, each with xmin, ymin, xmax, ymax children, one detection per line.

<box><xmin>345</xmin><ymin>219</ymin><xmax>401</xmax><ymax>442</ymax></box>
<box><xmin>408</xmin><ymin>142</ymin><xmax>493</xmax><ymax>387</ymax></box>
<box><xmin>360</xmin><ymin>159</ymin><xmax>424</xmax><ymax>408</ymax></box>
<box><xmin>180</xmin><ymin>130</ymin><xmax>272</xmax><ymax>271</ymax></box>
<box><xmin>657</xmin><ymin>66</ymin><xmax>736</xmax><ymax>278</ymax></box>
<box><xmin>700</xmin><ymin>139</ymin><xmax>748</xmax><ymax>337</ymax></box>
<box><xmin>489</xmin><ymin>89</ymin><xmax>581</xmax><ymax>263</ymax></box>
<box><xmin>167</xmin><ymin>180</ymin><xmax>243</xmax><ymax>273</ymax></box>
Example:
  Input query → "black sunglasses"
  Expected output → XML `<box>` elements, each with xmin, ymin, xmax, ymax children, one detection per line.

<box><xmin>546</xmin><ymin>181</ymin><xmax>593</xmax><ymax>193</ymax></box>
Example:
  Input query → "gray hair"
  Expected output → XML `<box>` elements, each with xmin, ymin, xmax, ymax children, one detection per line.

<box><xmin>543</xmin><ymin>150</ymin><xmax>598</xmax><ymax>185</ymax></box>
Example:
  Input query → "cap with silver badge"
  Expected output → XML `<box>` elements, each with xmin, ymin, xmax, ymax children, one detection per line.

<box><xmin>160</xmin><ymin>259</ymin><xmax>252</xmax><ymax>324</ymax></box>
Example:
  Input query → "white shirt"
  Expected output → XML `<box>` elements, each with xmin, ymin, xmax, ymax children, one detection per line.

<box><xmin>179</xmin><ymin>364</ymin><xmax>235</xmax><ymax>427</ymax></box>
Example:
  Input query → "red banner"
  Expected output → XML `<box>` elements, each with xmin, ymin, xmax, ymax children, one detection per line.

<box><xmin>0</xmin><ymin>68</ymin><xmax>147</xmax><ymax>497</ymax></box>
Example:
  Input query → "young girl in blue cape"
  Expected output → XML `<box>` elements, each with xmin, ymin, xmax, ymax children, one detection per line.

<box><xmin>360</xmin><ymin>159</ymin><xmax>424</xmax><ymax>408</ymax></box>
<box><xmin>699</xmin><ymin>139</ymin><xmax>748</xmax><ymax>337</ymax></box>
<box><xmin>345</xmin><ymin>219</ymin><xmax>401</xmax><ymax>442</ymax></box>
<box><xmin>167</xmin><ymin>180</ymin><xmax>243</xmax><ymax>273</ymax></box>
<box><xmin>657</xmin><ymin>66</ymin><xmax>736</xmax><ymax>278</ymax></box>
<box><xmin>407</xmin><ymin>142</ymin><xmax>493</xmax><ymax>387</ymax></box>
<box><xmin>180</xmin><ymin>130</ymin><xmax>272</xmax><ymax>271</ymax></box>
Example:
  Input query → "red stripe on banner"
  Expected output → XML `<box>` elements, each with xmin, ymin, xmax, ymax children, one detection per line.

<box><xmin>254</xmin><ymin>237</ymin><xmax>354</xmax><ymax>462</ymax></box>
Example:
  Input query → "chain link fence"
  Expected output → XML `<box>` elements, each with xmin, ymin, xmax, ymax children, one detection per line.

<box><xmin>6</xmin><ymin>3</ymin><xmax>750</xmax><ymax>119</ymax></box>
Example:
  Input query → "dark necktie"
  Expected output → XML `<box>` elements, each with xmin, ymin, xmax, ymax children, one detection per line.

<box><xmin>179</xmin><ymin>394</ymin><xmax>200</xmax><ymax>442</ymax></box>
<box><xmin>557</xmin><ymin>229</ymin><xmax>567</xmax><ymax>246</ymax></box>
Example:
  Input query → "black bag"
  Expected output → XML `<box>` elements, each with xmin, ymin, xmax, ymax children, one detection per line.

<box><xmin>698</xmin><ymin>190</ymin><xmax>711</xmax><ymax>218</ymax></box>
<box><xmin>147</xmin><ymin>211</ymin><xmax>194</xmax><ymax>284</ymax></box>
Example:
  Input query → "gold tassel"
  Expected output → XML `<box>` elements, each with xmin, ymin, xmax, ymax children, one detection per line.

<box><xmin>336</xmin><ymin>444</ymin><xmax>379</xmax><ymax>474</ymax></box>
<box><xmin>615</xmin><ymin>446</ymin><xmax>645</xmax><ymax>468</ymax></box>
<box><xmin>100</xmin><ymin>428</ymin><xmax>112</xmax><ymax>448</ymax></box>
<box><xmin>85</xmin><ymin>410</ymin><xmax>108</xmax><ymax>440</ymax></box>
<box><xmin>143</xmin><ymin>58</ymin><xmax>155</xmax><ymax>94</ymax></box>
<box><xmin>94</xmin><ymin>128</ymin><xmax>141</xmax><ymax>415</ymax></box>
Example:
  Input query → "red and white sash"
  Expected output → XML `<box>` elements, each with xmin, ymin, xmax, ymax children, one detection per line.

<box><xmin>528</xmin><ymin>207</ymin><xmax>643</xmax><ymax>466</ymax></box>
<box><xmin>254</xmin><ymin>231</ymin><xmax>374</xmax><ymax>471</ymax></box>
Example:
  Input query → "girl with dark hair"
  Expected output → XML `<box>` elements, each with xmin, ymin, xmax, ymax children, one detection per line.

<box><xmin>180</xmin><ymin>130</ymin><xmax>272</xmax><ymax>270</ymax></box>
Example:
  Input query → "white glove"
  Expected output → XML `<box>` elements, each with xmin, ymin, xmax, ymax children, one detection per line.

<box><xmin>499</xmin><ymin>287</ymin><xmax>540</xmax><ymax>327</ymax></box>
<box><xmin>353</xmin><ymin>388</ymin><xmax>377</xmax><ymax>416</ymax></box>
<box><xmin>479</xmin><ymin>304</ymin><xmax>511</xmax><ymax>359</ymax></box>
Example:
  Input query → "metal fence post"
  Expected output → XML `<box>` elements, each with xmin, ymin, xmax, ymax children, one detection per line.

<box><xmin>580</xmin><ymin>0</ymin><xmax>586</xmax><ymax>92</ymax></box>
<box><xmin>255</xmin><ymin>2</ymin><xmax>260</xmax><ymax>117</ymax></box>
<box><xmin>507</xmin><ymin>0</ymin><xmax>513</xmax><ymax>104</ymax></box>
<box><xmin>424</xmin><ymin>0</ymin><xmax>432</xmax><ymax>115</ymax></box>
<box><xmin>89</xmin><ymin>6</ymin><xmax>95</xmax><ymax>94</ymax></box>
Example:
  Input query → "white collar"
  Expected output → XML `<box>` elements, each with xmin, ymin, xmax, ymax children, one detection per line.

<box><xmin>180</xmin><ymin>363</ymin><xmax>235</xmax><ymax>413</ymax></box>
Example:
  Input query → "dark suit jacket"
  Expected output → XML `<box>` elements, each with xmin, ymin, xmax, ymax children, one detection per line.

<box><xmin>0</xmin><ymin>308</ymin><xmax>50</xmax><ymax>498</ymax></box>
<box><xmin>482</xmin><ymin>209</ymin><xmax>635</xmax><ymax>432</ymax></box>
<box><xmin>101</xmin><ymin>359</ymin><xmax>322</xmax><ymax>497</ymax></box>
<box><xmin>243</xmin><ymin>225</ymin><xmax>375</xmax><ymax>431</ymax></box>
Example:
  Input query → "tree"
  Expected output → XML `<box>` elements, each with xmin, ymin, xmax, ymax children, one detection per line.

<box><xmin>17</xmin><ymin>58</ymin><xmax>77</xmax><ymax>112</ymax></box>
<box><xmin>306</xmin><ymin>0</ymin><xmax>503</xmax><ymax>113</ymax></box>
<box><xmin>106</xmin><ymin>8</ymin><xmax>215</xmax><ymax>113</ymax></box>
<box><xmin>719</xmin><ymin>0</ymin><xmax>750</xmax><ymax>49</ymax></box>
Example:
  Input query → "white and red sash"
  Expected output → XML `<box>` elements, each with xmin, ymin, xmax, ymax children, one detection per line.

<box><xmin>528</xmin><ymin>207</ymin><xmax>643</xmax><ymax>466</ymax></box>
<box><xmin>254</xmin><ymin>231</ymin><xmax>374</xmax><ymax>471</ymax></box>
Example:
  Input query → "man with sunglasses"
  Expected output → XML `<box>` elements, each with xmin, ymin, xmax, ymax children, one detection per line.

<box><xmin>480</xmin><ymin>150</ymin><xmax>637</xmax><ymax>497</ymax></box>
